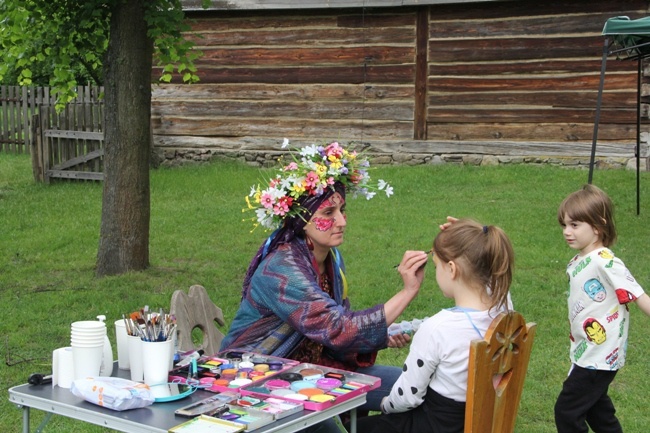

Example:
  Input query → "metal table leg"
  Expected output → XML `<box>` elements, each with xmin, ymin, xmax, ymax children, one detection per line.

<box><xmin>22</xmin><ymin>406</ymin><xmax>30</xmax><ymax>433</ymax></box>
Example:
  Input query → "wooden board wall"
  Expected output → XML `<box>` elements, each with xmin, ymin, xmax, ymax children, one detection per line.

<box><xmin>426</xmin><ymin>0</ymin><xmax>650</xmax><ymax>144</ymax></box>
<box><xmin>151</xmin><ymin>0</ymin><xmax>650</xmax><ymax>158</ymax></box>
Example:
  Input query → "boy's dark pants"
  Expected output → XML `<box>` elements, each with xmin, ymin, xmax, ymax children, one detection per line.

<box><xmin>554</xmin><ymin>365</ymin><xmax>622</xmax><ymax>433</ymax></box>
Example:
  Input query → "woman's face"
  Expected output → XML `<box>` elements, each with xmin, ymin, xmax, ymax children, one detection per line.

<box><xmin>304</xmin><ymin>192</ymin><xmax>347</xmax><ymax>252</ymax></box>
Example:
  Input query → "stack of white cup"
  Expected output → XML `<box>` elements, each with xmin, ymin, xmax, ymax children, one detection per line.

<box><xmin>70</xmin><ymin>320</ymin><xmax>106</xmax><ymax>380</ymax></box>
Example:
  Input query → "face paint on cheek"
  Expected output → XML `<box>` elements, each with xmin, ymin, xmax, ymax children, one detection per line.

<box><xmin>312</xmin><ymin>217</ymin><xmax>335</xmax><ymax>232</ymax></box>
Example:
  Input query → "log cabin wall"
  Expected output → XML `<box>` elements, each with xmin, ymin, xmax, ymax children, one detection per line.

<box><xmin>151</xmin><ymin>0</ymin><xmax>650</xmax><ymax>168</ymax></box>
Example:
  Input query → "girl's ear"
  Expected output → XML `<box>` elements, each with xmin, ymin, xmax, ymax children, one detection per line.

<box><xmin>448</xmin><ymin>260</ymin><xmax>458</xmax><ymax>279</ymax></box>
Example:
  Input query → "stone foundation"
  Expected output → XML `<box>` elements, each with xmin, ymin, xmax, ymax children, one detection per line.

<box><xmin>154</xmin><ymin>147</ymin><xmax>648</xmax><ymax>171</ymax></box>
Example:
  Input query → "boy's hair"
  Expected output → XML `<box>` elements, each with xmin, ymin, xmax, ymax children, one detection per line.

<box><xmin>433</xmin><ymin>219</ymin><xmax>514</xmax><ymax>310</ymax></box>
<box><xmin>557</xmin><ymin>184</ymin><xmax>617</xmax><ymax>247</ymax></box>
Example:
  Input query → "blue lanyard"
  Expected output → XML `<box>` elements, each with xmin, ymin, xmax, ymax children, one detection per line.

<box><xmin>447</xmin><ymin>306</ymin><xmax>484</xmax><ymax>339</ymax></box>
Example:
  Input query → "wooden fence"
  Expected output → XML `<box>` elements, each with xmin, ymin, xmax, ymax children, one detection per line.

<box><xmin>0</xmin><ymin>85</ymin><xmax>105</xmax><ymax>182</ymax></box>
<box><xmin>0</xmin><ymin>85</ymin><xmax>48</xmax><ymax>154</ymax></box>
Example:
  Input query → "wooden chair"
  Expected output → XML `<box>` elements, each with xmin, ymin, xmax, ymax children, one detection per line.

<box><xmin>170</xmin><ymin>284</ymin><xmax>226</xmax><ymax>356</ymax></box>
<box><xmin>465</xmin><ymin>311</ymin><xmax>537</xmax><ymax>433</ymax></box>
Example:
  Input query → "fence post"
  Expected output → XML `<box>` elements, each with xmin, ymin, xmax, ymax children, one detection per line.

<box><xmin>30</xmin><ymin>113</ymin><xmax>43</xmax><ymax>182</ymax></box>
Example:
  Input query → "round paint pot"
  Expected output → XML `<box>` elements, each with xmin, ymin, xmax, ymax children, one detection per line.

<box><xmin>298</xmin><ymin>388</ymin><xmax>324</xmax><ymax>397</ymax></box>
<box><xmin>299</xmin><ymin>368</ymin><xmax>324</xmax><ymax>377</ymax></box>
<box><xmin>290</xmin><ymin>380</ymin><xmax>317</xmax><ymax>392</ymax></box>
<box><xmin>265</xmin><ymin>379</ymin><xmax>291</xmax><ymax>390</ymax></box>
<box><xmin>229</xmin><ymin>378</ymin><xmax>253</xmax><ymax>388</ymax></box>
<box><xmin>253</xmin><ymin>363</ymin><xmax>270</xmax><ymax>373</ymax></box>
<box><xmin>247</xmin><ymin>386</ymin><xmax>271</xmax><ymax>394</ymax></box>
<box><xmin>316</xmin><ymin>378</ymin><xmax>342</xmax><ymax>391</ymax></box>
<box><xmin>284</xmin><ymin>393</ymin><xmax>308</xmax><ymax>401</ymax></box>
<box><xmin>278</xmin><ymin>372</ymin><xmax>303</xmax><ymax>382</ymax></box>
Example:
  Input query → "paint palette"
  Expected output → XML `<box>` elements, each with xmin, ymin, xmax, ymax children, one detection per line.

<box><xmin>168</xmin><ymin>350</ymin><xmax>300</xmax><ymax>393</ymax></box>
<box><xmin>240</xmin><ymin>363</ymin><xmax>381</xmax><ymax>411</ymax></box>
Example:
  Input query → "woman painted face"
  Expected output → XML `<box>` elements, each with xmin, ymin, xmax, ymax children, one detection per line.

<box><xmin>304</xmin><ymin>192</ymin><xmax>347</xmax><ymax>252</ymax></box>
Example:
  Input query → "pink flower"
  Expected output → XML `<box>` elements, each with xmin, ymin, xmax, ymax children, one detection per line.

<box><xmin>273</xmin><ymin>201</ymin><xmax>290</xmax><ymax>216</ymax></box>
<box><xmin>284</xmin><ymin>162</ymin><xmax>298</xmax><ymax>171</ymax></box>
<box><xmin>260</xmin><ymin>193</ymin><xmax>274</xmax><ymax>209</ymax></box>
<box><xmin>305</xmin><ymin>171</ymin><xmax>319</xmax><ymax>188</ymax></box>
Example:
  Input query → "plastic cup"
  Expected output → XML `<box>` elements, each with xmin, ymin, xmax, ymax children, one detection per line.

<box><xmin>70</xmin><ymin>338</ymin><xmax>104</xmax><ymax>347</ymax></box>
<box><xmin>71</xmin><ymin>344</ymin><xmax>104</xmax><ymax>380</ymax></box>
<box><xmin>142</xmin><ymin>339</ymin><xmax>174</xmax><ymax>387</ymax></box>
<box><xmin>128</xmin><ymin>335</ymin><xmax>144</xmax><ymax>382</ymax></box>
<box><xmin>71</xmin><ymin>321</ymin><xmax>106</xmax><ymax>331</ymax></box>
<box><xmin>114</xmin><ymin>319</ymin><xmax>130</xmax><ymax>370</ymax></box>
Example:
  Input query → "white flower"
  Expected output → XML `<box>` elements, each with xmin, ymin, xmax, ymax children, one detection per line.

<box><xmin>365</xmin><ymin>191</ymin><xmax>376</xmax><ymax>200</ymax></box>
<box><xmin>256</xmin><ymin>209</ymin><xmax>274</xmax><ymax>228</ymax></box>
<box><xmin>377</xmin><ymin>179</ymin><xmax>387</xmax><ymax>190</ymax></box>
<box><xmin>281</xmin><ymin>138</ymin><xmax>290</xmax><ymax>148</ymax></box>
<box><xmin>279</xmin><ymin>175</ymin><xmax>296</xmax><ymax>191</ymax></box>
<box><xmin>249</xmin><ymin>186</ymin><xmax>257</xmax><ymax>196</ymax></box>
<box><xmin>300</xmin><ymin>145</ymin><xmax>319</xmax><ymax>158</ymax></box>
<box><xmin>384</xmin><ymin>185</ymin><xmax>394</xmax><ymax>197</ymax></box>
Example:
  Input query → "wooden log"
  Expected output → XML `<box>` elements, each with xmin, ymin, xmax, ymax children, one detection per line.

<box><xmin>428</xmin><ymin>74</ymin><xmax>637</xmax><ymax>92</ymax></box>
<box><xmin>186</xmin><ymin>10</ymin><xmax>417</xmax><ymax>32</ymax></box>
<box><xmin>155</xmin><ymin>64</ymin><xmax>416</xmax><ymax>84</ymax></box>
<box><xmin>428</xmin><ymin>91</ymin><xmax>637</xmax><ymax>108</ymax></box>
<box><xmin>429</xmin><ymin>11</ymin><xmax>624</xmax><ymax>37</ymax></box>
<box><xmin>428</xmin><ymin>59</ymin><xmax>635</xmax><ymax>76</ymax></box>
<box><xmin>151</xmin><ymin>116</ymin><xmax>414</xmax><ymax>139</ymax></box>
<box><xmin>196</xmin><ymin>46</ymin><xmax>415</xmax><ymax>66</ymax></box>
<box><xmin>185</xmin><ymin>27</ymin><xmax>416</xmax><ymax>46</ymax></box>
<box><xmin>425</xmin><ymin>122</ymin><xmax>636</xmax><ymax>142</ymax></box>
<box><xmin>427</xmin><ymin>0</ymin><xmax>648</xmax><ymax>20</ymax></box>
<box><xmin>428</xmin><ymin>36</ymin><xmax>605</xmax><ymax>62</ymax></box>
<box><xmin>426</xmin><ymin>108</ymin><xmax>636</xmax><ymax>123</ymax></box>
<box><xmin>151</xmin><ymin>100</ymin><xmax>414</xmax><ymax>120</ymax></box>
<box><xmin>151</xmin><ymin>83</ymin><xmax>414</xmax><ymax>101</ymax></box>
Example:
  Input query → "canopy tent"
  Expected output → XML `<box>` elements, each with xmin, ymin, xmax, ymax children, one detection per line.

<box><xmin>591</xmin><ymin>16</ymin><xmax>650</xmax><ymax>215</ymax></box>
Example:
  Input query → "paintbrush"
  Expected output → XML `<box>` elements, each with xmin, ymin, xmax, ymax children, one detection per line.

<box><xmin>393</xmin><ymin>249</ymin><xmax>432</xmax><ymax>269</ymax></box>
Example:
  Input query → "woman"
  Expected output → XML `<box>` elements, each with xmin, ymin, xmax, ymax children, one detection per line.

<box><xmin>221</xmin><ymin>141</ymin><xmax>428</xmax><ymax>421</ymax></box>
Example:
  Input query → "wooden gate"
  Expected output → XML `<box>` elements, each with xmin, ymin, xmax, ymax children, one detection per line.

<box><xmin>32</xmin><ymin>95</ymin><xmax>104</xmax><ymax>183</ymax></box>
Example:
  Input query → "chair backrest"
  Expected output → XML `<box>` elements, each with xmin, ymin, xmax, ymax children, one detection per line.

<box><xmin>170</xmin><ymin>284</ymin><xmax>226</xmax><ymax>356</ymax></box>
<box><xmin>464</xmin><ymin>311</ymin><xmax>536</xmax><ymax>433</ymax></box>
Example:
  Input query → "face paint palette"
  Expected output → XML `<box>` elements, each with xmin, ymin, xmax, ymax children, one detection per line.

<box><xmin>240</xmin><ymin>363</ymin><xmax>381</xmax><ymax>411</ymax></box>
<box><xmin>168</xmin><ymin>351</ymin><xmax>300</xmax><ymax>393</ymax></box>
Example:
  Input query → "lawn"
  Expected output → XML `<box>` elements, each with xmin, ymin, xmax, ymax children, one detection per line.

<box><xmin>1</xmin><ymin>152</ymin><xmax>649</xmax><ymax>432</ymax></box>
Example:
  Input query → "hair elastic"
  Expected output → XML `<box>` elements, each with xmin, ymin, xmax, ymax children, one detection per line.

<box><xmin>482</xmin><ymin>225</ymin><xmax>488</xmax><ymax>234</ymax></box>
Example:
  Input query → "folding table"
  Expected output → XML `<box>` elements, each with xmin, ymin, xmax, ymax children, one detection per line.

<box><xmin>9</xmin><ymin>363</ymin><xmax>362</xmax><ymax>433</ymax></box>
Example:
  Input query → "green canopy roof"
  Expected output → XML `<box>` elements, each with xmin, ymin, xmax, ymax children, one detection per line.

<box><xmin>603</xmin><ymin>16</ymin><xmax>650</xmax><ymax>35</ymax></box>
<box><xmin>602</xmin><ymin>16</ymin><xmax>650</xmax><ymax>58</ymax></box>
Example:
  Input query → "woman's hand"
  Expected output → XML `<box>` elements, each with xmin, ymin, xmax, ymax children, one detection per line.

<box><xmin>396</xmin><ymin>250</ymin><xmax>428</xmax><ymax>294</ymax></box>
<box><xmin>387</xmin><ymin>332</ymin><xmax>411</xmax><ymax>348</ymax></box>
<box><xmin>384</xmin><ymin>250</ymin><xmax>428</xmax><ymax>325</ymax></box>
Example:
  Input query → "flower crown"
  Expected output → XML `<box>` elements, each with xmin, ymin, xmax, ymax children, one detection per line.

<box><xmin>244</xmin><ymin>139</ymin><xmax>393</xmax><ymax>230</ymax></box>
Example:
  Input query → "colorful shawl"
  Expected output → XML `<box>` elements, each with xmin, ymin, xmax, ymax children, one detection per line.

<box><xmin>220</xmin><ymin>237</ymin><xmax>387</xmax><ymax>369</ymax></box>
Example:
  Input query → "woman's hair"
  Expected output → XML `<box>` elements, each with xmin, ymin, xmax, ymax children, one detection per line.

<box><xmin>557</xmin><ymin>184</ymin><xmax>617</xmax><ymax>247</ymax></box>
<box><xmin>433</xmin><ymin>219</ymin><xmax>514</xmax><ymax>310</ymax></box>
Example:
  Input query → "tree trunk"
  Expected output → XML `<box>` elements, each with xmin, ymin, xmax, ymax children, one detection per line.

<box><xmin>96</xmin><ymin>0</ymin><xmax>153</xmax><ymax>276</ymax></box>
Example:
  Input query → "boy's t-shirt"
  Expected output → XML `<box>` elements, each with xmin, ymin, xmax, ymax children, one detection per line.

<box><xmin>566</xmin><ymin>247</ymin><xmax>645</xmax><ymax>370</ymax></box>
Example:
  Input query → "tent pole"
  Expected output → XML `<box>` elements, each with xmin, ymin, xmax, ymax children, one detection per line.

<box><xmin>636</xmin><ymin>56</ymin><xmax>641</xmax><ymax>215</ymax></box>
<box><xmin>589</xmin><ymin>37</ymin><xmax>610</xmax><ymax>184</ymax></box>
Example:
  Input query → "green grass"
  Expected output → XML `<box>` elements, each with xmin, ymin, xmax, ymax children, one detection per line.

<box><xmin>2</xmin><ymin>152</ymin><xmax>650</xmax><ymax>432</ymax></box>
